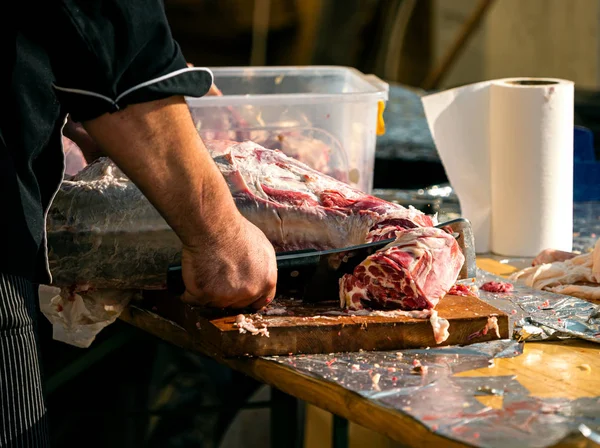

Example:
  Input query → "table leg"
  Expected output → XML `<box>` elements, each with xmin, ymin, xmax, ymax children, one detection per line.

<box><xmin>270</xmin><ymin>387</ymin><xmax>305</xmax><ymax>448</ymax></box>
<box><xmin>332</xmin><ymin>414</ymin><xmax>349</xmax><ymax>448</ymax></box>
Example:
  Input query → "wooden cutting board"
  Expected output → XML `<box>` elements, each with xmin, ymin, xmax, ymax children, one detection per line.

<box><xmin>138</xmin><ymin>291</ymin><xmax>509</xmax><ymax>357</ymax></box>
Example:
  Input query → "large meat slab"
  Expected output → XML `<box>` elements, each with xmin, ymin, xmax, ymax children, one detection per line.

<box><xmin>47</xmin><ymin>140</ymin><xmax>462</xmax><ymax>309</ymax></box>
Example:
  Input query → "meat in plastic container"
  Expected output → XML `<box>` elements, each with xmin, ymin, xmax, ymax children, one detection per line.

<box><xmin>186</xmin><ymin>66</ymin><xmax>389</xmax><ymax>193</ymax></box>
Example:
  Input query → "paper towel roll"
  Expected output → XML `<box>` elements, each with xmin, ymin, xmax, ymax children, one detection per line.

<box><xmin>422</xmin><ymin>78</ymin><xmax>574</xmax><ymax>257</ymax></box>
<box><xmin>490</xmin><ymin>79</ymin><xmax>573</xmax><ymax>256</ymax></box>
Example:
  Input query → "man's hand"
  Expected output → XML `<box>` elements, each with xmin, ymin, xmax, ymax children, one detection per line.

<box><xmin>207</xmin><ymin>84</ymin><xmax>223</xmax><ymax>97</ymax></box>
<box><xmin>181</xmin><ymin>217</ymin><xmax>277</xmax><ymax>309</ymax></box>
<box><xmin>82</xmin><ymin>96</ymin><xmax>277</xmax><ymax>309</ymax></box>
<box><xmin>187</xmin><ymin>62</ymin><xmax>222</xmax><ymax>97</ymax></box>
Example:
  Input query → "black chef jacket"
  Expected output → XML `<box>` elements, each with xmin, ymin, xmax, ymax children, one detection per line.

<box><xmin>1</xmin><ymin>1</ymin><xmax>213</xmax><ymax>285</ymax></box>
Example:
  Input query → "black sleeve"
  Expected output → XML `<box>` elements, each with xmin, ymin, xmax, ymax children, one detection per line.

<box><xmin>39</xmin><ymin>0</ymin><xmax>213</xmax><ymax>122</ymax></box>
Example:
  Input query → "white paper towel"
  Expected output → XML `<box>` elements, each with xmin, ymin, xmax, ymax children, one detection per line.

<box><xmin>422</xmin><ymin>78</ymin><xmax>574</xmax><ymax>257</ymax></box>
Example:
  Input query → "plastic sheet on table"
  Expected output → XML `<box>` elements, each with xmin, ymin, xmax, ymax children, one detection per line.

<box><xmin>265</xmin><ymin>334</ymin><xmax>600</xmax><ymax>447</ymax></box>
<box><xmin>470</xmin><ymin>269</ymin><xmax>600</xmax><ymax>345</ymax></box>
<box><xmin>265</xmin><ymin>339</ymin><xmax>521</xmax><ymax>396</ymax></box>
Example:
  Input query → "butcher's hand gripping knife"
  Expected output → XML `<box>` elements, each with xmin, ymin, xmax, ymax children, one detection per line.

<box><xmin>167</xmin><ymin>218</ymin><xmax>476</xmax><ymax>302</ymax></box>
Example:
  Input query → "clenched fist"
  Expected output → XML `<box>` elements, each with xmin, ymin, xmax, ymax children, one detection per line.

<box><xmin>180</xmin><ymin>215</ymin><xmax>277</xmax><ymax>310</ymax></box>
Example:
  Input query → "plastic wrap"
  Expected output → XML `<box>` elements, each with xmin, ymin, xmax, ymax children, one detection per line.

<box><xmin>46</xmin><ymin>142</ymin><xmax>435</xmax><ymax>290</ymax></box>
<box><xmin>39</xmin><ymin>286</ymin><xmax>138</xmax><ymax>348</ymax></box>
<box><xmin>266</xmin><ymin>340</ymin><xmax>600</xmax><ymax>448</ymax></box>
<box><xmin>472</xmin><ymin>269</ymin><xmax>600</xmax><ymax>344</ymax></box>
<box><xmin>47</xmin><ymin>160</ymin><xmax>182</xmax><ymax>290</ymax></box>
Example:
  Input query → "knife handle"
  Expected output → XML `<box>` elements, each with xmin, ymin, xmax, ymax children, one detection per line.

<box><xmin>167</xmin><ymin>250</ymin><xmax>322</xmax><ymax>297</ymax></box>
<box><xmin>167</xmin><ymin>264</ymin><xmax>186</xmax><ymax>295</ymax></box>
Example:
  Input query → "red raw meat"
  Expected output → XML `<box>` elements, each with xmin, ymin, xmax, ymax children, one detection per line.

<box><xmin>206</xmin><ymin>140</ymin><xmax>434</xmax><ymax>252</ymax></box>
<box><xmin>339</xmin><ymin>227</ymin><xmax>465</xmax><ymax>310</ymax></box>
<box><xmin>448</xmin><ymin>284</ymin><xmax>477</xmax><ymax>297</ymax></box>
<box><xmin>480</xmin><ymin>281</ymin><xmax>514</xmax><ymax>293</ymax></box>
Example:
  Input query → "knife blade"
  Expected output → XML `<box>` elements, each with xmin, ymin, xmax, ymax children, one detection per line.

<box><xmin>166</xmin><ymin>218</ymin><xmax>476</xmax><ymax>301</ymax></box>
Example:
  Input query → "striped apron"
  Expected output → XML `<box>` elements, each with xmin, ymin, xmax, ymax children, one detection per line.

<box><xmin>0</xmin><ymin>273</ymin><xmax>50</xmax><ymax>447</ymax></box>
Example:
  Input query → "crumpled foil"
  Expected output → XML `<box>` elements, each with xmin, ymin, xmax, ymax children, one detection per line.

<box><xmin>468</xmin><ymin>269</ymin><xmax>600</xmax><ymax>345</ymax></box>
<box><xmin>265</xmin><ymin>307</ymin><xmax>600</xmax><ymax>447</ymax></box>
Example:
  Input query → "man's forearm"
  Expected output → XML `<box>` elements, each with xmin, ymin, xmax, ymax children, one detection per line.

<box><xmin>81</xmin><ymin>96</ymin><xmax>241</xmax><ymax>248</ymax></box>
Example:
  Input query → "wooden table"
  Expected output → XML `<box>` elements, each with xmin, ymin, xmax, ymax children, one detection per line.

<box><xmin>119</xmin><ymin>257</ymin><xmax>600</xmax><ymax>447</ymax></box>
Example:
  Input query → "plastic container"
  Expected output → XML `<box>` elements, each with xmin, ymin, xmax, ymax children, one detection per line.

<box><xmin>186</xmin><ymin>66</ymin><xmax>389</xmax><ymax>192</ymax></box>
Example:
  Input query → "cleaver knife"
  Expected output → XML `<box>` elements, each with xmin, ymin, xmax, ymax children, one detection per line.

<box><xmin>166</xmin><ymin>218</ymin><xmax>476</xmax><ymax>302</ymax></box>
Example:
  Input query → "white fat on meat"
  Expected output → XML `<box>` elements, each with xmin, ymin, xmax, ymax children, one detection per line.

<box><xmin>339</xmin><ymin>280</ymin><xmax>367</xmax><ymax>310</ymax></box>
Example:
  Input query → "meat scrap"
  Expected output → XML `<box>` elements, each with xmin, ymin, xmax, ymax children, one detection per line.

<box><xmin>411</xmin><ymin>359</ymin><xmax>428</xmax><ymax>375</ymax></box>
<box><xmin>234</xmin><ymin>314</ymin><xmax>270</xmax><ymax>337</ymax></box>
<box><xmin>448</xmin><ymin>283</ymin><xmax>478</xmax><ymax>297</ymax></box>
<box><xmin>429</xmin><ymin>310</ymin><xmax>450</xmax><ymax>344</ymax></box>
<box><xmin>486</xmin><ymin>316</ymin><xmax>501</xmax><ymax>338</ymax></box>
<box><xmin>370</xmin><ymin>372</ymin><xmax>382</xmax><ymax>391</ymax></box>
<box><xmin>480</xmin><ymin>281</ymin><xmax>514</xmax><ymax>293</ymax></box>
<box><xmin>468</xmin><ymin>315</ymin><xmax>501</xmax><ymax>341</ymax></box>
<box><xmin>260</xmin><ymin>306</ymin><xmax>288</xmax><ymax>316</ymax></box>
